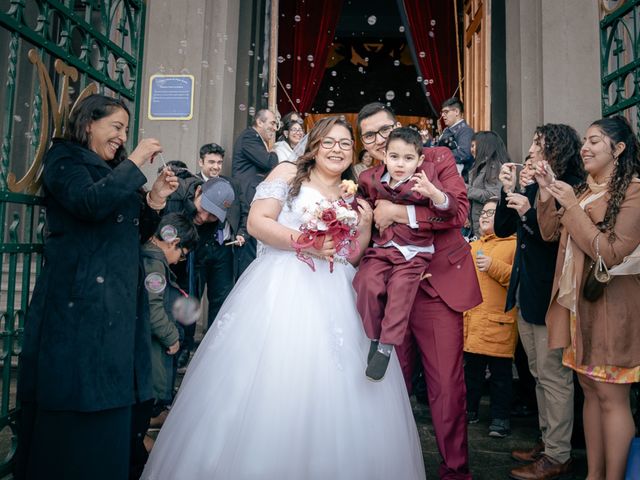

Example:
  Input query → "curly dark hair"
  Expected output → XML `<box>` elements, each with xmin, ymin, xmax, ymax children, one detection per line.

<box><xmin>534</xmin><ymin>123</ymin><xmax>585</xmax><ymax>182</ymax></box>
<box><xmin>289</xmin><ymin>116</ymin><xmax>355</xmax><ymax>199</ymax></box>
<box><xmin>577</xmin><ymin>116</ymin><xmax>640</xmax><ymax>242</ymax></box>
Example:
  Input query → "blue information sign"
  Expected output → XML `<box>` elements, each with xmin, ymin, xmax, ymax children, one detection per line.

<box><xmin>148</xmin><ymin>74</ymin><xmax>194</xmax><ymax>120</ymax></box>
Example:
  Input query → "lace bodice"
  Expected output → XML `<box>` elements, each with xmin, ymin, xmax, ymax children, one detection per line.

<box><xmin>253</xmin><ymin>179</ymin><xmax>331</xmax><ymax>232</ymax></box>
<box><xmin>253</xmin><ymin>179</ymin><xmax>351</xmax><ymax>261</ymax></box>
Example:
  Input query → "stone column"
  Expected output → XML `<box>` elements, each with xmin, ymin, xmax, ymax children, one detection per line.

<box><xmin>505</xmin><ymin>0</ymin><xmax>600</xmax><ymax>162</ymax></box>
<box><xmin>138</xmin><ymin>0</ymin><xmax>240</xmax><ymax>180</ymax></box>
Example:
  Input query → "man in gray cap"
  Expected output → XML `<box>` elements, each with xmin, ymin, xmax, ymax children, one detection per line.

<box><xmin>163</xmin><ymin>175</ymin><xmax>243</xmax><ymax>374</ymax></box>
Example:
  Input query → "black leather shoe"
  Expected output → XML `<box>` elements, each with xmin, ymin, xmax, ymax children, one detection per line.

<box><xmin>366</xmin><ymin>350</ymin><xmax>390</xmax><ymax>381</ymax></box>
<box><xmin>367</xmin><ymin>340</ymin><xmax>379</xmax><ymax>363</ymax></box>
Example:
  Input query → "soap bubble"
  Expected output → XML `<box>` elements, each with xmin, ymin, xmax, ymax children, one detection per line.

<box><xmin>367</xmin><ymin>15</ymin><xmax>377</xmax><ymax>25</ymax></box>
<box><xmin>327</xmin><ymin>100</ymin><xmax>335</xmax><ymax>107</ymax></box>
<box><xmin>239</xmin><ymin>104</ymin><xmax>247</xmax><ymax>111</ymax></box>
<box><xmin>393</xmin><ymin>60</ymin><xmax>400</xmax><ymax>66</ymax></box>
<box><xmin>399</xmin><ymin>26</ymin><xmax>405</xmax><ymax>32</ymax></box>
<box><xmin>277</xmin><ymin>56</ymin><xmax>284</xmax><ymax>63</ymax></box>
<box><xmin>172</xmin><ymin>296</ymin><xmax>200</xmax><ymax>326</ymax></box>
<box><xmin>430</xmin><ymin>20</ymin><xmax>436</xmax><ymax>26</ymax></box>
<box><xmin>331</xmin><ymin>70</ymin><xmax>337</xmax><ymax>77</ymax></box>
<box><xmin>145</xmin><ymin>273</ymin><xmax>166</xmax><ymax>294</ymax></box>
<box><xmin>160</xmin><ymin>225</ymin><xmax>178</xmax><ymax>242</ymax></box>
<box><xmin>385</xmin><ymin>90</ymin><xmax>395</xmax><ymax>100</ymax></box>
<box><xmin>419</xmin><ymin>51</ymin><xmax>426</xmax><ymax>58</ymax></box>
<box><xmin>307</xmin><ymin>54</ymin><xmax>314</xmax><ymax>62</ymax></box>
<box><xmin>294</xmin><ymin>15</ymin><xmax>301</xmax><ymax>22</ymax></box>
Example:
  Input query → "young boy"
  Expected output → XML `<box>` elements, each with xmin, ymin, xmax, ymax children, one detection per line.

<box><xmin>353</xmin><ymin>127</ymin><xmax>449</xmax><ymax>381</ymax></box>
<box><xmin>138</xmin><ymin>213</ymin><xmax>198</xmax><ymax>453</ymax></box>
<box><xmin>463</xmin><ymin>198</ymin><xmax>517</xmax><ymax>437</ymax></box>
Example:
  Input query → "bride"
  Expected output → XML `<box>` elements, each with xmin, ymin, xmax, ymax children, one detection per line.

<box><xmin>141</xmin><ymin>116</ymin><xmax>426</xmax><ymax>480</ymax></box>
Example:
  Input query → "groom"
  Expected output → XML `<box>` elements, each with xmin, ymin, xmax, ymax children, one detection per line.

<box><xmin>357</xmin><ymin>103</ymin><xmax>482</xmax><ymax>480</ymax></box>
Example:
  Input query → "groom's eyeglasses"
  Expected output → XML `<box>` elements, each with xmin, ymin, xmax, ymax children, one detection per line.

<box><xmin>361</xmin><ymin>124</ymin><xmax>394</xmax><ymax>145</ymax></box>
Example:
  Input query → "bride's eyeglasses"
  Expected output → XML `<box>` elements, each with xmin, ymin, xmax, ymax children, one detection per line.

<box><xmin>320</xmin><ymin>137</ymin><xmax>354</xmax><ymax>150</ymax></box>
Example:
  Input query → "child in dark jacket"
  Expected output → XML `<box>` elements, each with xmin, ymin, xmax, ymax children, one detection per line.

<box><xmin>136</xmin><ymin>213</ymin><xmax>198</xmax><ymax>459</ymax></box>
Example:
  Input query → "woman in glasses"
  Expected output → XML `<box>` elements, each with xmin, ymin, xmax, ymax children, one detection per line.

<box><xmin>142</xmin><ymin>117</ymin><xmax>426</xmax><ymax>479</ymax></box>
<box><xmin>273</xmin><ymin>116</ymin><xmax>305</xmax><ymax>163</ymax></box>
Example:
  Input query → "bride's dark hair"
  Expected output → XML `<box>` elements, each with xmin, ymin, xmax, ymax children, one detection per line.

<box><xmin>288</xmin><ymin>116</ymin><xmax>355</xmax><ymax>199</ymax></box>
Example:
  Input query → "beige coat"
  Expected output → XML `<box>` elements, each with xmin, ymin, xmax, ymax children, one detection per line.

<box><xmin>537</xmin><ymin>181</ymin><xmax>640</xmax><ymax>367</ymax></box>
<box><xmin>464</xmin><ymin>234</ymin><xmax>518</xmax><ymax>358</ymax></box>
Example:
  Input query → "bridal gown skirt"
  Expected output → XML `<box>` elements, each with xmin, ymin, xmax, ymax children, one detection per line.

<box><xmin>141</xmin><ymin>249</ymin><xmax>426</xmax><ymax>480</ymax></box>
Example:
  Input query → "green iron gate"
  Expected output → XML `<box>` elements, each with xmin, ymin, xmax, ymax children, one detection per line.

<box><xmin>0</xmin><ymin>0</ymin><xmax>146</xmax><ymax>474</ymax></box>
<box><xmin>600</xmin><ymin>0</ymin><xmax>640</xmax><ymax>129</ymax></box>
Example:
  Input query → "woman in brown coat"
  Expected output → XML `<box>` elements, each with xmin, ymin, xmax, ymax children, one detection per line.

<box><xmin>536</xmin><ymin>116</ymin><xmax>640</xmax><ymax>480</ymax></box>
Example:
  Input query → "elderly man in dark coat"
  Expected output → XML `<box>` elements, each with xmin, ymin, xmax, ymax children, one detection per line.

<box><xmin>231</xmin><ymin>109</ymin><xmax>279</xmax><ymax>275</ymax></box>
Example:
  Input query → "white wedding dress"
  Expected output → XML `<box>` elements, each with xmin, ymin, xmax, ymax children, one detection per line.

<box><xmin>141</xmin><ymin>181</ymin><xmax>426</xmax><ymax>480</ymax></box>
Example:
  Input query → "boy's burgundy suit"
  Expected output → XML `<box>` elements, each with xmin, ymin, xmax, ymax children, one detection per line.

<box><xmin>354</xmin><ymin>162</ymin><xmax>445</xmax><ymax>346</ymax></box>
<box><xmin>363</xmin><ymin>147</ymin><xmax>481</xmax><ymax>480</ymax></box>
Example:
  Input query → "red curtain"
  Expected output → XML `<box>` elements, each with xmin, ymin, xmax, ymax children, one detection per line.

<box><xmin>277</xmin><ymin>0</ymin><xmax>343</xmax><ymax>115</ymax></box>
<box><xmin>399</xmin><ymin>0</ymin><xmax>458</xmax><ymax>115</ymax></box>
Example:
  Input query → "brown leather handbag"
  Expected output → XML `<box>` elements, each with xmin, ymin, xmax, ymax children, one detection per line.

<box><xmin>583</xmin><ymin>235</ymin><xmax>610</xmax><ymax>302</ymax></box>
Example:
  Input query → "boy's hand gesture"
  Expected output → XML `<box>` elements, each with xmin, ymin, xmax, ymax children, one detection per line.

<box><xmin>411</xmin><ymin>171</ymin><xmax>446</xmax><ymax>205</ymax></box>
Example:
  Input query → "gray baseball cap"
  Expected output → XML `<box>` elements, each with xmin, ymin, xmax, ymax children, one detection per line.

<box><xmin>200</xmin><ymin>177</ymin><xmax>234</xmax><ymax>222</ymax></box>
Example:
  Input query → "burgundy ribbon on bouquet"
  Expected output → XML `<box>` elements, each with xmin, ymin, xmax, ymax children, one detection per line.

<box><xmin>291</xmin><ymin>207</ymin><xmax>359</xmax><ymax>273</ymax></box>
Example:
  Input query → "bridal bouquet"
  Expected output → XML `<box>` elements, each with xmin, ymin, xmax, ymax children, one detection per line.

<box><xmin>291</xmin><ymin>194</ymin><xmax>360</xmax><ymax>273</ymax></box>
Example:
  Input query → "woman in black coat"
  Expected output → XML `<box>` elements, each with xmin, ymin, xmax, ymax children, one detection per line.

<box><xmin>14</xmin><ymin>94</ymin><xmax>178</xmax><ymax>480</ymax></box>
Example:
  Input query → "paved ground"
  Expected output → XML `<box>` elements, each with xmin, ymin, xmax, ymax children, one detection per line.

<box><xmin>0</xmin><ymin>368</ymin><xmax>591</xmax><ymax>480</ymax></box>
<box><xmin>412</xmin><ymin>395</ymin><xmax>587</xmax><ymax>479</ymax></box>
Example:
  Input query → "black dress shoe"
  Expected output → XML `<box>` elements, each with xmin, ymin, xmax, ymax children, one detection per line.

<box><xmin>366</xmin><ymin>350</ymin><xmax>390</xmax><ymax>381</ymax></box>
<box><xmin>367</xmin><ymin>340</ymin><xmax>379</xmax><ymax>363</ymax></box>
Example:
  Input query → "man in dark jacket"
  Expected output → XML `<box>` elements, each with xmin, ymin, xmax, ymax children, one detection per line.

<box><xmin>231</xmin><ymin>109</ymin><xmax>279</xmax><ymax>275</ymax></box>
<box><xmin>196</xmin><ymin>143</ymin><xmax>247</xmax><ymax>327</ymax></box>
<box><xmin>163</xmin><ymin>173</ymin><xmax>238</xmax><ymax>365</ymax></box>
<box><xmin>436</xmin><ymin>97</ymin><xmax>474</xmax><ymax>181</ymax></box>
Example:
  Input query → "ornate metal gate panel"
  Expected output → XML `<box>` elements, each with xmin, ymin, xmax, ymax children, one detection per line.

<box><xmin>600</xmin><ymin>0</ymin><xmax>640</xmax><ymax>129</ymax></box>
<box><xmin>0</xmin><ymin>0</ymin><xmax>146</xmax><ymax>474</ymax></box>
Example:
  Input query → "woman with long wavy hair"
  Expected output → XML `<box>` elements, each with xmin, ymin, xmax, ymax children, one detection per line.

<box><xmin>536</xmin><ymin>116</ymin><xmax>640</xmax><ymax>480</ymax></box>
<box><xmin>495</xmin><ymin>123</ymin><xmax>586</xmax><ymax>480</ymax></box>
<box><xmin>141</xmin><ymin>116</ymin><xmax>426</xmax><ymax>480</ymax></box>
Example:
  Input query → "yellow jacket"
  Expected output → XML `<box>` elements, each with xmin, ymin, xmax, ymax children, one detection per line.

<box><xmin>464</xmin><ymin>234</ymin><xmax>518</xmax><ymax>358</ymax></box>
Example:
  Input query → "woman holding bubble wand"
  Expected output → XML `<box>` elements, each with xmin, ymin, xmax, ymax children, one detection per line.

<box><xmin>15</xmin><ymin>94</ymin><xmax>178</xmax><ymax>480</ymax></box>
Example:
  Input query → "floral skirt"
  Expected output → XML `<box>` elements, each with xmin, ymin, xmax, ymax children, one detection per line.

<box><xmin>563</xmin><ymin>313</ymin><xmax>640</xmax><ymax>383</ymax></box>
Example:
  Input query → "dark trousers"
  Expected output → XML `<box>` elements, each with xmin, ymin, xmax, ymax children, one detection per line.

<box><xmin>463</xmin><ymin>352</ymin><xmax>513</xmax><ymax>420</ymax></box>
<box><xmin>15</xmin><ymin>402</ymin><xmax>131</xmax><ymax>480</ymax></box>
<box><xmin>353</xmin><ymin>247</ymin><xmax>432</xmax><ymax>346</ymax></box>
<box><xmin>396</xmin><ymin>290</ymin><xmax>470</xmax><ymax>480</ymax></box>
<box><xmin>513</xmin><ymin>337</ymin><xmax>538</xmax><ymax>412</ymax></box>
<box><xmin>197</xmin><ymin>242</ymin><xmax>235</xmax><ymax>328</ymax></box>
<box><xmin>129</xmin><ymin>399</ymin><xmax>154</xmax><ymax>480</ymax></box>
<box><xmin>235</xmin><ymin>236</ymin><xmax>257</xmax><ymax>278</ymax></box>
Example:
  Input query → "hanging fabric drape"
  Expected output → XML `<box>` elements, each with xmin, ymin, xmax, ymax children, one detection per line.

<box><xmin>277</xmin><ymin>0</ymin><xmax>343</xmax><ymax>115</ymax></box>
<box><xmin>398</xmin><ymin>0</ymin><xmax>459</xmax><ymax>114</ymax></box>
